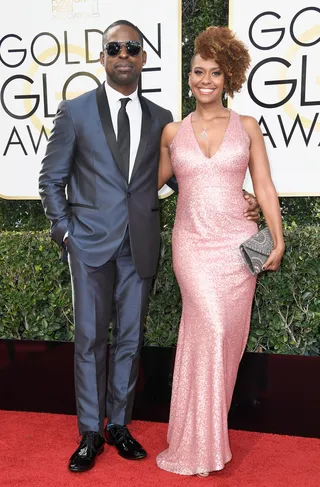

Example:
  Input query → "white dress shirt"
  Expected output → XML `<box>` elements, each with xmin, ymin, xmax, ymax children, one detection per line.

<box><xmin>64</xmin><ymin>82</ymin><xmax>142</xmax><ymax>243</ymax></box>
<box><xmin>104</xmin><ymin>81</ymin><xmax>142</xmax><ymax>183</ymax></box>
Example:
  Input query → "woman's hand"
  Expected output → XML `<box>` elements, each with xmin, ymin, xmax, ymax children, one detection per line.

<box><xmin>263</xmin><ymin>245</ymin><xmax>285</xmax><ymax>272</ymax></box>
<box><xmin>243</xmin><ymin>191</ymin><xmax>260</xmax><ymax>222</ymax></box>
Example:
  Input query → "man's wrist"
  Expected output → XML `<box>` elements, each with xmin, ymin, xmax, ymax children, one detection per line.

<box><xmin>61</xmin><ymin>231</ymin><xmax>69</xmax><ymax>248</ymax></box>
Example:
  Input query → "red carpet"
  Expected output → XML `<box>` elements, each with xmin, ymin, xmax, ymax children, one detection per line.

<box><xmin>1</xmin><ymin>410</ymin><xmax>319</xmax><ymax>487</ymax></box>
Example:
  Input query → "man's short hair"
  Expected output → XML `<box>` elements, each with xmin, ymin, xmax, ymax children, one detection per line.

<box><xmin>102</xmin><ymin>20</ymin><xmax>143</xmax><ymax>49</ymax></box>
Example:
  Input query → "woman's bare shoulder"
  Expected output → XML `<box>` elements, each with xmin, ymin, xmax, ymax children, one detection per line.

<box><xmin>240</xmin><ymin>115</ymin><xmax>260</xmax><ymax>131</ymax></box>
<box><xmin>240</xmin><ymin>115</ymin><xmax>262</xmax><ymax>140</ymax></box>
<box><xmin>162</xmin><ymin>121</ymin><xmax>182</xmax><ymax>145</ymax></box>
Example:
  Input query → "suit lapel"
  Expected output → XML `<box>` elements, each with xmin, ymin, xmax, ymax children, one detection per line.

<box><xmin>96</xmin><ymin>83</ymin><xmax>127</xmax><ymax>179</ymax></box>
<box><xmin>131</xmin><ymin>96</ymin><xmax>152</xmax><ymax>181</ymax></box>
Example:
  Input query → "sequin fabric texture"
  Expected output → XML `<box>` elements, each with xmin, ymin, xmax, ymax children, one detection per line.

<box><xmin>156</xmin><ymin>110</ymin><xmax>257</xmax><ymax>475</ymax></box>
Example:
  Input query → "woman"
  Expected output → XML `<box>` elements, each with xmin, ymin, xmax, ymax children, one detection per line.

<box><xmin>156</xmin><ymin>27</ymin><xmax>285</xmax><ymax>476</ymax></box>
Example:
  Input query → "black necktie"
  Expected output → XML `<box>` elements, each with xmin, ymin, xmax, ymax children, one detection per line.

<box><xmin>117</xmin><ymin>98</ymin><xmax>131</xmax><ymax>180</ymax></box>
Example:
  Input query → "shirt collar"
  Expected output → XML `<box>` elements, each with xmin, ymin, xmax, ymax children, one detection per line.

<box><xmin>104</xmin><ymin>81</ymin><xmax>139</xmax><ymax>105</ymax></box>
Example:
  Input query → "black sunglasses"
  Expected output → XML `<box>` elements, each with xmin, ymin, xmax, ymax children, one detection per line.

<box><xmin>104</xmin><ymin>41</ymin><xmax>142</xmax><ymax>57</ymax></box>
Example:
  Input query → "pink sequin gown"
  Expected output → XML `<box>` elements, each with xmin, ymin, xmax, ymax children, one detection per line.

<box><xmin>156</xmin><ymin>110</ymin><xmax>257</xmax><ymax>475</ymax></box>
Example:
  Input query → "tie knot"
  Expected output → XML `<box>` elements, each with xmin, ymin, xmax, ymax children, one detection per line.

<box><xmin>119</xmin><ymin>98</ymin><xmax>131</xmax><ymax>109</ymax></box>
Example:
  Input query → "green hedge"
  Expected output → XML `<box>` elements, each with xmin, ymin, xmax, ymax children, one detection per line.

<box><xmin>0</xmin><ymin>225</ymin><xmax>319</xmax><ymax>355</ymax></box>
<box><xmin>0</xmin><ymin>231</ymin><xmax>73</xmax><ymax>341</ymax></box>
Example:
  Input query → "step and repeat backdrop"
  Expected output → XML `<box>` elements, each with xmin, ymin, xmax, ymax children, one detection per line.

<box><xmin>230</xmin><ymin>0</ymin><xmax>320</xmax><ymax>195</ymax></box>
<box><xmin>0</xmin><ymin>0</ymin><xmax>181</xmax><ymax>199</ymax></box>
<box><xmin>0</xmin><ymin>0</ymin><xmax>319</xmax><ymax>198</ymax></box>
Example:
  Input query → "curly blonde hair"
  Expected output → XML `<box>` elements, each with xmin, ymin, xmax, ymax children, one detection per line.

<box><xmin>193</xmin><ymin>26</ymin><xmax>251</xmax><ymax>97</ymax></box>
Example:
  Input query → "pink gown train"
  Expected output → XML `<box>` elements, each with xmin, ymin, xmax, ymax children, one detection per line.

<box><xmin>156</xmin><ymin>110</ymin><xmax>257</xmax><ymax>475</ymax></box>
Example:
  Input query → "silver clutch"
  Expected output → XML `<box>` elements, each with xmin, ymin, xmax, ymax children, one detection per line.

<box><xmin>240</xmin><ymin>227</ymin><xmax>273</xmax><ymax>276</ymax></box>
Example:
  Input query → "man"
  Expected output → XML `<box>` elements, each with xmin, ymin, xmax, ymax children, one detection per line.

<box><xmin>39</xmin><ymin>20</ymin><xmax>259</xmax><ymax>472</ymax></box>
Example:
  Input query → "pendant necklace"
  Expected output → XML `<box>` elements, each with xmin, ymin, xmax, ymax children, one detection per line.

<box><xmin>196</xmin><ymin>110</ymin><xmax>227</xmax><ymax>139</ymax></box>
<box><xmin>200</xmin><ymin>127</ymin><xmax>209</xmax><ymax>140</ymax></box>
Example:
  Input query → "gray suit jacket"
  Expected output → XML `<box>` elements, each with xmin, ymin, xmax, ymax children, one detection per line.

<box><xmin>39</xmin><ymin>83</ymin><xmax>173</xmax><ymax>278</ymax></box>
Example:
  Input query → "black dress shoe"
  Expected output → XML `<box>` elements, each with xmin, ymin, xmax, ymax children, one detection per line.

<box><xmin>105</xmin><ymin>425</ymin><xmax>147</xmax><ymax>460</ymax></box>
<box><xmin>68</xmin><ymin>431</ymin><xmax>105</xmax><ymax>472</ymax></box>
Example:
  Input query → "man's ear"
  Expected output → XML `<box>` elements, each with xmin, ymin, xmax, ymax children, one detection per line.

<box><xmin>142</xmin><ymin>50</ymin><xmax>147</xmax><ymax>66</ymax></box>
<box><xmin>99</xmin><ymin>52</ymin><xmax>104</xmax><ymax>66</ymax></box>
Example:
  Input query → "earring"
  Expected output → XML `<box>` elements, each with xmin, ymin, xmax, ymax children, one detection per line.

<box><xmin>188</xmin><ymin>89</ymin><xmax>193</xmax><ymax>98</ymax></box>
<box><xmin>223</xmin><ymin>92</ymin><xmax>228</xmax><ymax>101</ymax></box>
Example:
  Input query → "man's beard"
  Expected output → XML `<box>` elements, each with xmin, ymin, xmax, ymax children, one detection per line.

<box><xmin>109</xmin><ymin>70</ymin><xmax>140</xmax><ymax>86</ymax></box>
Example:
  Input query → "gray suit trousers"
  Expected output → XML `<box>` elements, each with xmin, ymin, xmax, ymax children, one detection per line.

<box><xmin>68</xmin><ymin>231</ymin><xmax>152</xmax><ymax>434</ymax></box>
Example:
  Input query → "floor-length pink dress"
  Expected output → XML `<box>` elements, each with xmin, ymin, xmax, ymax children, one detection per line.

<box><xmin>156</xmin><ymin>110</ymin><xmax>257</xmax><ymax>475</ymax></box>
